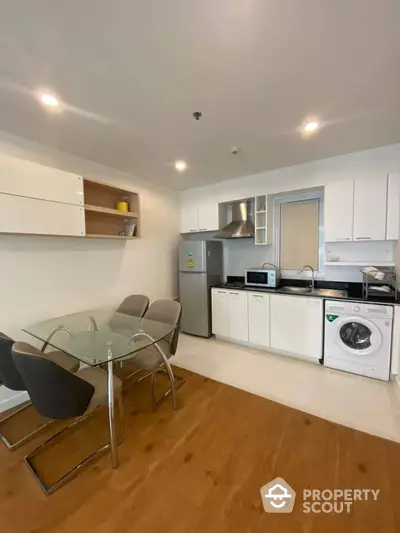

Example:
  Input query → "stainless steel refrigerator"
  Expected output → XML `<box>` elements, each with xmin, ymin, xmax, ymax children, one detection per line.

<box><xmin>178</xmin><ymin>240</ymin><xmax>223</xmax><ymax>337</ymax></box>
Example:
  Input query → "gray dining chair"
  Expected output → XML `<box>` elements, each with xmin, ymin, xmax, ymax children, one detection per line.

<box><xmin>0</xmin><ymin>331</ymin><xmax>80</xmax><ymax>451</ymax></box>
<box><xmin>11</xmin><ymin>342</ymin><xmax>123</xmax><ymax>495</ymax></box>
<box><xmin>109</xmin><ymin>294</ymin><xmax>150</xmax><ymax>330</ymax></box>
<box><xmin>131</xmin><ymin>300</ymin><xmax>184</xmax><ymax>411</ymax></box>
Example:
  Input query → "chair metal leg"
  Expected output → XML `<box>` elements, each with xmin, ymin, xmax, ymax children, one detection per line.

<box><xmin>133</xmin><ymin>365</ymin><xmax>185</xmax><ymax>411</ymax></box>
<box><xmin>24</xmin><ymin>412</ymin><xmax>112</xmax><ymax>495</ymax></box>
<box><xmin>25</xmin><ymin>387</ymin><xmax>125</xmax><ymax>496</ymax></box>
<box><xmin>151</xmin><ymin>370</ymin><xmax>156</xmax><ymax>411</ymax></box>
<box><xmin>0</xmin><ymin>401</ymin><xmax>54</xmax><ymax>451</ymax></box>
<box><xmin>123</xmin><ymin>367</ymin><xmax>144</xmax><ymax>381</ymax></box>
<box><xmin>154</xmin><ymin>367</ymin><xmax>186</xmax><ymax>410</ymax></box>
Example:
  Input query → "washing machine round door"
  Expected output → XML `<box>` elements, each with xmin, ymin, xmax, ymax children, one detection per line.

<box><xmin>334</xmin><ymin>316</ymin><xmax>382</xmax><ymax>356</ymax></box>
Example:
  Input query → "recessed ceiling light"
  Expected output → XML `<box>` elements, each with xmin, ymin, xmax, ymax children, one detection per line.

<box><xmin>39</xmin><ymin>93</ymin><xmax>59</xmax><ymax>107</ymax></box>
<box><xmin>304</xmin><ymin>121</ymin><xmax>319</xmax><ymax>133</ymax></box>
<box><xmin>175</xmin><ymin>160</ymin><xmax>187</xmax><ymax>172</ymax></box>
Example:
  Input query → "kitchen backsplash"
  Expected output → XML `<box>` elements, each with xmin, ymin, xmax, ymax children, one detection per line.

<box><xmin>181</xmin><ymin>233</ymin><xmax>395</xmax><ymax>283</ymax></box>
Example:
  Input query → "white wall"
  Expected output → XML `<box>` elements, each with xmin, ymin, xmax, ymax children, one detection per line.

<box><xmin>0</xmin><ymin>130</ymin><xmax>180</xmax><ymax>411</ymax></box>
<box><xmin>181</xmin><ymin>144</ymin><xmax>400</xmax><ymax>281</ymax></box>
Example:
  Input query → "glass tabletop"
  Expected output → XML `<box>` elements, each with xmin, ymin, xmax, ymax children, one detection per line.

<box><xmin>23</xmin><ymin>307</ymin><xmax>177</xmax><ymax>366</ymax></box>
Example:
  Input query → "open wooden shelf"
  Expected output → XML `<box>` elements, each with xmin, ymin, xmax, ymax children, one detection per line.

<box><xmin>83</xmin><ymin>178</ymin><xmax>140</xmax><ymax>239</ymax></box>
<box><xmin>85</xmin><ymin>234</ymin><xmax>138</xmax><ymax>240</ymax></box>
<box><xmin>84</xmin><ymin>204</ymin><xmax>139</xmax><ymax>218</ymax></box>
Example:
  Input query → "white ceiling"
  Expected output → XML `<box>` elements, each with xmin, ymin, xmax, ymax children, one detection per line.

<box><xmin>0</xmin><ymin>0</ymin><xmax>399</xmax><ymax>190</ymax></box>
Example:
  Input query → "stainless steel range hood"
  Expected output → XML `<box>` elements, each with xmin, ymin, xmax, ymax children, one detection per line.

<box><xmin>214</xmin><ymin>200</ymin><xmax>255</xmax><ymax>239</ymax></box>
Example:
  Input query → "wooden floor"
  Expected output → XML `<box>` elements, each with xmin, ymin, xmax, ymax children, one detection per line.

<box><xmin>1</xmin><ymin>368</ymin><xmax>400</xmax><ymax>533</ymax></box>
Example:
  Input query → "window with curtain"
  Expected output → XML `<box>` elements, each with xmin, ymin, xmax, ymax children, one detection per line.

<box><xmin>275</xmin><ymin>193</ymin><xmax>323</xmax><ymax>272</ymax></box>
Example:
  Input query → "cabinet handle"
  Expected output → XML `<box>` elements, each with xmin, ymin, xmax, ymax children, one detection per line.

<box><xmin>189</xmin><ymin>229</ymin><xmax>198</xmax><ymax>232</ymax></box>
<box><xmin>253</xmin><ymin>294</ymin><xmax>264</xmax><ymax>298</ymax></box>
<box><xmin>336</xmin><ymin>237</ymin><xmax>350</xmax><ymax>241</ymax></box>
<box><xmin>356</xmin><ymin>237</ymin><xmax>371</xmax><ymax>240</ymax></box>
<box><xmin>199</xmin><ymin>228</ymin><xmax>207</xmax><ymax>231</ymax></box>
<box><xmin>229</xmin><ymin>292</ymin><xmax>239</xmax><ymax>295</ymax></box>
<box><xmin>217</xmin><ymin>291</ymin><xmax>226</xmax><ymax>294</ymax></box>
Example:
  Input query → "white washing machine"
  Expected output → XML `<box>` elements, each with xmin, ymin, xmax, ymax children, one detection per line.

<box><xmin>324</xmin><ymin>300</ymin><xmax>393</xmax><ymax>381</ymax></box>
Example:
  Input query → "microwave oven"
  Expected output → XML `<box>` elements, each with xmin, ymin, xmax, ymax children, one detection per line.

<box><xmin>245</xmin><ymin>268</ymin><xmax>281</xmax><ymax>288</ymax></box>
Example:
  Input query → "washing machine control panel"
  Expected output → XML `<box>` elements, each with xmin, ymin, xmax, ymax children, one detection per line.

<box><xmin>325</xmin><ymin>300</ymin><xmax>393</xmax><ymax>320</ymax></box>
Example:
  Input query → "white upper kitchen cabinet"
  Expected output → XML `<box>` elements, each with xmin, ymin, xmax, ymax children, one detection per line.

<box><xmin>248</xmin><ymin>292</ymin><xmax>270</xmax><ymax>347</ymax></box>
<box><xmin>229</xmin><ymin>290</ymin><xmax>249</xmax><ymax>342</ymax></box>
<box><xmin>0</xmin><ymin>194</ymin><xmax>85</xmax><ymax>236</ymax></box>
<box><xmin>180</xmin><ymin>199</ymin><xmax>219</xmax><ymax>233</ymax></box>
<box><xmin>180</xmin><ymin>203</ymin><xmax>199</xmax><ymax>233</ymax></box>
<box><xmin>0</xmin><ymin>153</ymin><xmax>84</xmax><ymax>206</ymax></box>
<box><xmin>270</xmin><ymin>294</ymin><xmax>323</xmax><ymax>361</ymax></box>
<box><xmin>211</xmin><ymin>289</ymin><xmax>230</xmax><ymax>337</ymax></box>
<box><xmin>353</xmin><ymin>175</ymin><xmax>387</xmax><ymax>241</ymax></box>
<box><xmin>198</xmin><ymin>201</ymin><xmax>219</xmax><ymax>232</ymax></box>
<box><xmin>324</xmin><ymin>180</ymin><xmax>354</xmax><ymax>242</ymax></box>
<box><xmin>386</xmin><ymin>173</ymin><xmax>400</xmax><ymax>240</ymax></box>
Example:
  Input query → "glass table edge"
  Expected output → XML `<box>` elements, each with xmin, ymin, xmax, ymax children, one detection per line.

<box><xmin>22</xmin><ymin>326</ymin><xmax>177</xmax><ymax>367</ymax></box>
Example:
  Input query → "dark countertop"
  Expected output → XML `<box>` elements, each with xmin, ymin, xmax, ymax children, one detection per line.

<box><xmin>214</xmin><ymin>276</ymin><xmax>400</xmax><ymax>305</ymax></box>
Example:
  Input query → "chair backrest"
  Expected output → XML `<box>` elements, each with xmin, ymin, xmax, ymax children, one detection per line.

<box><xmin>145</xmin><ymin>300</ymin><xmax>182</xmax><ymax>355</ymax></box>
<box><xmin>12</xmin><ymin>342</ymin><xmax>94</xmax><ymax>420</ymax></box>
<box><xmin>109</xmin><ymin>295</ymin><xmax>150</xmax><ymax>329</ymax></box>
<box><xmin>0</xmin><ymin>332</ymin><xmax>26</xmax><ymax>391</ymax></box>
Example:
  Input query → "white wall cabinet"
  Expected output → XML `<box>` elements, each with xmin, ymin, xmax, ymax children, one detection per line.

<box><xmin>229</xmin><ymin>291</ymin><xmax>249</xmax><ymax>342</ymax></box>
<box><xmin>325</xmin><ymin>175</ymin><xmax>395</xmax><ymax>242</ymax></box>
<box><xmin>386</xmin><ymin>173</ymin><xmax>400</xmax><ymax>240</ymax></box>
<box><xmin>324</xmin><ymin>180</ymin><xmax>354</xmax><ymax>242</ymax></box>
<box><xmin>180</xmin><ymin>200</ymin><xmax>219</xmax><ymax>233</ymax></box>
<box><xmin>353</xmin><ymin>175</ymin><xmax>387</xmax><ymax>241</ymax></box>
<box><xmin>270</xmin><ymin>295</ymin><xmax>323</xmax><ymax>360</ymax></box>
<box><xmin>248</xmin><ymin>292</ymin><xmax>270</xmax><ymax>347</ymax></box>
<box><xmin>0</xmin><ymin>194</ymin><xmax>85</xmax><ymax>236</ymax></box>
<box><xmin>180</xmin><ymin>204</ymin><xmax>199</xmax><ymax>233</ymax></box>
<box><xmin>198</xmin><ymin>201</ymin><xmax>219</xmax><ymax>232</ymax></box>
<box><xmin>0</xmin><ymin>154</ymin><xmax>83</xmax><ymax>206</ymax></box>
<box><xmin>211</xmin><ymin>289</ymin><xmax>248</xmax><ymax>341</ymax></box>
<box><xmin>211</xmin><ymin>289</ymin><xmax>230</xmax><ymax>337</ymax></box>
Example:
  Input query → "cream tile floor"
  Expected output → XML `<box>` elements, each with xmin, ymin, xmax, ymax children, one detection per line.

<box><xmin>173</xmin><ymin>334</ymin><xmax>400</xmax><ymax>443</ymax></box>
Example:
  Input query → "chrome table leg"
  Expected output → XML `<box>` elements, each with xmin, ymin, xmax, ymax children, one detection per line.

<box><xmin>107</xmin><ymin>343</ymin><xmax>118</xmax><ymax>469</ymax></box>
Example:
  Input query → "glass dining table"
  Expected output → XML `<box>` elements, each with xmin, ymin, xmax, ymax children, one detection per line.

<box><xmin>24</xmin><ymin>307</ymin><xmax>177</xmax><ymax>468</ymax></box>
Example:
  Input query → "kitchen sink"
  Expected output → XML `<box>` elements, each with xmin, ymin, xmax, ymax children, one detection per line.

<box><xmin>278</xmin><ymin>286</ymin><xmax>347</xmax><ymax>298</ymax></box>
<box><xmin>279</xmin><ymin>286</ymin><xmax>312</xmax><ymax>294</ymax></box>
<box><xmin>311</xmin><ymin>288</ymin><xmax>347</xmax><ymax>298</ymax></box>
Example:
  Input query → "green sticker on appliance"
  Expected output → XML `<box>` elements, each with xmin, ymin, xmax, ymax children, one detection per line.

<box><xmin>326</xmin><ymin>314</ymin><xmax>339</xmax><ymax>322</ymax></box>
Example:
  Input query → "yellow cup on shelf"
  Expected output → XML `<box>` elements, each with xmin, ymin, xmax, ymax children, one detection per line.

<box><xmin>116</xmin><ymin>201</ymin><xmax>129</xmax><ymax>212</ymax></box>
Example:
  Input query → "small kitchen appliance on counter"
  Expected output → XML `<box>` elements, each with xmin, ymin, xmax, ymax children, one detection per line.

<box><xmin>245</xmin><ymin>267</ymin><xmax>281</xmax><ymax>288</ymax></box>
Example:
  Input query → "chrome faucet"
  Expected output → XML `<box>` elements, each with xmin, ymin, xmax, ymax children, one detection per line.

<box><xmin>300</xmin><ymin>265</ymin><xmax>315</xmax><ymax>290</ymax></box>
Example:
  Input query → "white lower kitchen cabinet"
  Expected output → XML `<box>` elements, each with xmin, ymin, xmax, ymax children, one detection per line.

<box><xmin>248</xmin><ymin>292</ymin><xmax>270</xmax><ymax>347</ymax></box>
<box><xmin>211</xmin><ymin>289</ymin><xmax>230</xmax><ymax>337</ymax></box>
<box><xmin>211</xmin><ymin>289</ymin><xmax>248</xmax><ymax>341</ymax></box>
<box><xmin>270</xmin><ymin>294</ymin><xmax>323</xmax><ymax>361</ymax></box>
<box><xmin>229</xmin><ymin>290</ymin><xmax>249</xmax><ymax>342</ymax></box>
